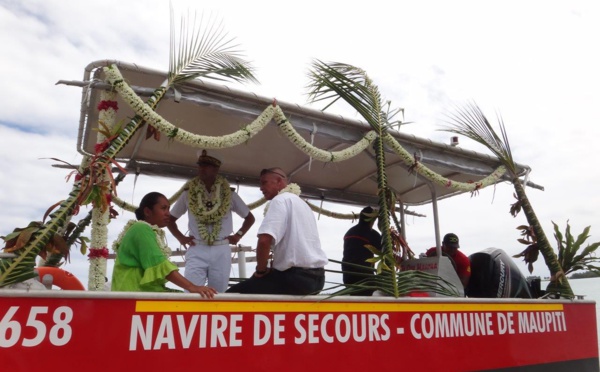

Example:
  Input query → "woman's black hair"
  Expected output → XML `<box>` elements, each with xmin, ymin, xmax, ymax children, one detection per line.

<box><xmin>135</xmin><ymin>192</ymin><xmax>167</xmax><ymax>221</ymax></box>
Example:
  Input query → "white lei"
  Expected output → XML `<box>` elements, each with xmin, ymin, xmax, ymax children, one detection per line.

<box><xmin>112</xmin><ymin>220</ymin><xmax>172</xmax><ymax>258</ymax></box>
<box><xmin>187</xmin><ymin>175</ymin><xmax>232</xmax><ymax>245</ymax></box>
<box><xmin>263</xmin><ymin>183</ymin><xmax>302</xmax><ymax>216</ymax></box>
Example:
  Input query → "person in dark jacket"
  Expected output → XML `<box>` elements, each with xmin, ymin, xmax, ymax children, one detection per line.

<box><xmin>342</xmin><ymin>207</ymin><xmax>381</xmax><ymax>296</ymax></box>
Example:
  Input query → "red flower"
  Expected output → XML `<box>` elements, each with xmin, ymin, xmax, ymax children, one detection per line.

<box><xmin>94</xmin><ymin>140</ymin><xmax>109</xmax><ymax>154</ymax></box>
<box><xmin>88</xmin><ymin>247</ymin><xmax>109</xmax><ymax>259</ymax></box>
<box><xmin>97</xmin><ymin>100</ymin><xmax>118</xmax><ymax>111</ymax></box>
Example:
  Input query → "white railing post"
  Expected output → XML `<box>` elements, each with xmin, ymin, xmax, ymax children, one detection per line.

<box><xmin>238</xmin><ymin>248</ymin><xmax>247</xmax><ymax>278</ymax></box>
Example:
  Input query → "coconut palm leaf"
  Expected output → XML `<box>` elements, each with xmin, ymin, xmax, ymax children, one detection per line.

<box><xmin>326</xmin><ymin>262</ymin><xmax>460</xmax><ymax>297</ymax></box>
<box><xmin>307</xmin><ymin>60</ymin><xmax>383</xmax><ymax>129</ymax></box>
<box><xmin>443</xmin><ymin>103</ymin><xmax>573</xmax><ymax>296</ymax></box>
<box><xmin>168</xmin><ymin>8</ymin><xmax>257</xmax><ymax>86</ymax></box>
<box><xmin>307</xmin><ymin>61</ymin><xmax>397</xmax><ymax>287</ymax></box>
<box><xmin>307</xmin><ymin>61</ymin><xmax>458</xmax><ymax>298</ymax></box>
<box><xmin>443</xmin><ymin>103</ymin><xmax>518</xmax><ymax>175</ymax></box>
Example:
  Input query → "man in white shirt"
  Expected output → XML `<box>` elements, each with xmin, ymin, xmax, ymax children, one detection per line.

<box><xmin>168</xmin><ymin>150</ymin><xmax>255</xmax><ymax>293</ymax></box>
<box><xmin>226</xmin><ymin>168</ymin><xmax>328</xmax><ymax>295</ymax></box>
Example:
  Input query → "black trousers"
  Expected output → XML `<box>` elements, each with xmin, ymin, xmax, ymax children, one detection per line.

<box><xmin>226</xmin><ymin>267</ymin><xmax>325</xmax><ymax>295</ymax></box>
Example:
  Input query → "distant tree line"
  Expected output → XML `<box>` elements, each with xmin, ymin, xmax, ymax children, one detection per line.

<box><xmin>569</xmin><ymin>271</ymin><xmax>600</xmax><ymax>279</ymax></box>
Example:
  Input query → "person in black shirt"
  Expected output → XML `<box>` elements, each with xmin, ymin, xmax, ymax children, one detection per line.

<box><xmin>342</xmin><ymin>207</ymin><xmax>381</xmax><ymax>296</ymax></box>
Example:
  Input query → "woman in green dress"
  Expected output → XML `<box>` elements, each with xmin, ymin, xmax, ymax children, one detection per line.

<box><xmin>111</xmin><ymin>192</ymin><xmax>217</xmax><ymax>298</ymax></box>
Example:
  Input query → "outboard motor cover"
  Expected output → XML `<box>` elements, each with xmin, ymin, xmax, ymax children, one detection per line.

<box><xmin>466</xmin><ymin>248</ymin><xmax>532</xmax><ymax>298</ymax></box>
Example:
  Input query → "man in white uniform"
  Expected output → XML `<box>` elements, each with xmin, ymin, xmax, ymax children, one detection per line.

<box><xmin>226</xmin><ymin>167</ymin><xmax>328</xmax><ymax>295</ymax></box>
<box><xmin>168</xmin><ymin>150</ymin><xmax>255</xmax><ymax>293</ymax></box>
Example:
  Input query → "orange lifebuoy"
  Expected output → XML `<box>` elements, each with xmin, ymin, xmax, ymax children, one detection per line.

<box><xmin>35</xmin><ymin>267</ymin><xmax>85</xmax><ymax>290</ymax></box>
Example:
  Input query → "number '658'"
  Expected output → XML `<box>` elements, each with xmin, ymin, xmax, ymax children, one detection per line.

<box><xmin>0</xmin><ymin>306</ymin><xmax>73</xmax><ymax>347</ymax></box>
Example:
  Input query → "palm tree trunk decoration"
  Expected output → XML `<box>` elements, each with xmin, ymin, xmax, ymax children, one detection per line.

<box><xmin>307</xmin><ymin>61</ymin><xmax>458</xmax><ymax>297</ymax></box>
<box><xmin>0</xmin><ymin>9</ymin><xmax>256</xmax><ymax>287</ymax></box>
<box><xmin>443</xmin><ymin>103</ymin><xmax>573</xmax><ymax>297</ymax></box>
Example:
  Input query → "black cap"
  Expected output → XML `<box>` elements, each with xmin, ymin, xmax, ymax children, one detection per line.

<box><xmin>443</xmin><ymin>233</ymin><xmax>460</xmax><ymax>248</ymax></box>
<box><xmin>359</xmin><ymin>206</ymin><xmax>378</xmax><ymax>223</ymax></box>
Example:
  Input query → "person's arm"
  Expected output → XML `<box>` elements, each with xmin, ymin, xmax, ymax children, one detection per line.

<box><xmin>254</xmin><ymin>233</ymin><xmax>273</xmax><ymax>277</ymax></box>
<box><xmin>166</xmin><ymin>270</ymin><xmax>217</xmax><ymax>298</ymax></box>
<box><xmin>227</xmin><ymin>211</ymin><xmax>256</xmax><ymax>245</ymax></box>
<box><xmin>167</xmin><ymin>215</ymin><xmax>195</xmax><ymax>248</ymax></box>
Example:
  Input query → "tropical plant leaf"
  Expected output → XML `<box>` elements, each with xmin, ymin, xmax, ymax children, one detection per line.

<box><xmin>573</xmin><ymin>226</ymin><xmax>592</xmax><ymax>249</ymax></box>
<box><xmin>552</xmin><ymin>221</ymin><xmax>564</xmax><ymax>262</ymax></box>
<box><xmin>326</xmin><ymin>260</ymin><xmax>460</xmax><ymax>298</ymax></box>
<box><xmin>442</xmin><ymin>103</ymin><xmax>518</xmax><ymax>176</ymax></box>
<box><xmin>307</xmin><ymin>60</ymin><xmax>384</xmax><ymax>129</ymax></box>
<box><xmin>1</xmin><ymin>230</ymin><xmax>23</xmax><ymax>242</ymax></box>
<box><xmin>8</xmin><ymin>227</ymin><xmax>37</xmax><ymax>252</ymax></box>
<box><xmin>570</xmin><ymin>242</ymin><xmax>600</xmax><ymax>269</ymax></box>
<box><xmin>364</xmin><ymin>244</ymin><xmax>382</xmax><ymax>256</ymax></box>
<box><xmin>50</xmin><ymin>235</ymin><xmax>68</xmax><ymax>256</ymax></box>
<box><xmin>42</xmin><ymin>200</ymin><xmax>64</xmax><ymax>224</ymax></box>
<box><xmin>41</xmin><ymin>158</ymin><xmax>80</xmax><ymax>171</ymax></box>
<box><xmin>168</xmin><ymin>7</ymin><xmax>257</xmax><ymax>86</ymax></box>
<box><xmin>553</xmin><ymin>220</ymin><xmax>600</xmax><ymax>276</ymax></box>
<box><xmin>0</xmin><ymin>184</ymin><xmax>81</xmax><ymax>287</ymax></box>
<box><xmin>79</xmin><ymin>238</ymin><xmax>89</xmax><ymax>255</ymax></box>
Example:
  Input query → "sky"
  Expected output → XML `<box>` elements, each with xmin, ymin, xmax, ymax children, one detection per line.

<box><xmin>1</xmin><ymin>0</ymin><xmax>600</xmax><ymax>292</ymax></box>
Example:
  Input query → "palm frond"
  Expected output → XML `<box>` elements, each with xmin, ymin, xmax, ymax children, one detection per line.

<box><xmin>442</xmin><ymin>102</ymin><xmax>518</xmax><ymax>175</ymax></box>
<box><xmin>326</xmin><ymin>260</ymin><xmax>460</xmax><ymax>298</ymax></box>
<box><xmin>307</xmin><ymin>60</ymin><xmax>385</xmax><ymax>130</ymax></box>
<box><xmin>331</xmin><ymin>270</ymin><xmax>460</xmax><ymax>298</ymax></box>
<box><xmin>168</xmin><ymin>7</ymin><xmax>256</xmax><ymax>86</ymax></box>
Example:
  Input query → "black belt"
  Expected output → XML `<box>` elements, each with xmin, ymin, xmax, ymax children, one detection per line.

<box><xmin>287</xmin><ymin>267</ymin><xmax>325</xmax><ymax>274</ymax></box>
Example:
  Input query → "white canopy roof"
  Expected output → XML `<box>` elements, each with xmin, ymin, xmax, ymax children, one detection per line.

<box><xmin>67</xmin><ymin>60</ymin><xmax>539</xmax><ymax>208</ymax></box>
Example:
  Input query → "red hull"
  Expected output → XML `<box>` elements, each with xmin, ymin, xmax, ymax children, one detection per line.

<box><xmin>1</xmin><ymin>291</ymin><xmax>598</xmax><ymax>371</ymax></box>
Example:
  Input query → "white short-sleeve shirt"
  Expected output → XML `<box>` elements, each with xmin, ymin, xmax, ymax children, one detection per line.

<box><xmin>258</xmin><ymin>192</ymin><xmax>328</xmax><ymax>271</ymax></box>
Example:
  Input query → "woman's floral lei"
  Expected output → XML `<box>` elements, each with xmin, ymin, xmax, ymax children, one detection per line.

<box><xmin>263</xmin><ymin>183</ymin><xmax>301</xmax><ymax>216</ymax></box>
<box><xmin>112</xmin><ymin>220</ymin><xmax>172</xmax><ymax>258</ymax></box>
<box><xmin>187</xmin><ymin>175</ymin><xmax>232</xmax><ymax>245</ymax></box>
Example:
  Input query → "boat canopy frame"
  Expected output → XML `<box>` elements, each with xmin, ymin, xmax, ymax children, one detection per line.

<box><xmin>59</xmin><ymin>60</ymin><xmax>543</xmax><ymax>248</ymax></box>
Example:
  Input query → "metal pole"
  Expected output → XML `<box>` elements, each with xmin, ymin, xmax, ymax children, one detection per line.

<box><xmin>238</xmin><ymin>247</ymin><xmax>247</xmax><ymax>278</ymax></box>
